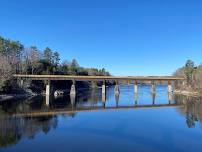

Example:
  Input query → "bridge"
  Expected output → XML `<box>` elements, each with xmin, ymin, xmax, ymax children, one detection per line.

<box><xmin>13</xmin><ymin>74</ymin><xmax>185</xmax><ymax>98</ymax></box>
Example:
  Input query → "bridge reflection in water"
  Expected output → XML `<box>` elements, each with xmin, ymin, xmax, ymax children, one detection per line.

<box><xmin>13</xmin><ymin>91</ymin><xmax>179</xmax><ymax>117</ymax></box>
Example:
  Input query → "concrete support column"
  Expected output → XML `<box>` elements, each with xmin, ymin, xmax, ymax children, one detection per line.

<box><xmin>102</xmin><ymin>81</ymin><xmax>106</xmax><ymax>102</ymax></box>
<box><xmin>45</xmin><ymin>81</ymin><xmax>51</xmax><ymax>106</ymax></box>
<box><xmin>20</xmin><ymin>79</ymin><xmax>24</xmax><ymax>88</ymax></box>
<box><xmin>102</xmin><ymin>81</ymin><xmax>106</xmax><ymax>95</ymax></box>
<box><xmin>46</xmin><ymin>83</ymin><xmax>50</xmax><ymax>96</ymax></box>
<box><xmin>46</xmin><ymin>94</ymin><xmax>50</xmax><ymax>106</ymax></box>
<box><xmin>70</xmin><ymin>80</ymin><xmax>76</xmax><ymax>96</ymax></box>
<box><xmin>134</xmin><ymin>81</ymin><xmax>138</xmax><ymax>94</ymax></box>
<box><xmin>102</xmin><ymin>93</ymin><xmax>106</xmax><ymax>102</ymax></box>
<box><xmin>115</xmin><ymin>81</ymin><xmax>120</xmax><ymax>95</ymax></box>
<box><xmin>168</xmin><ymin>81</ymin><xmax>173</xmax><ymax>93</ymax></box>
<box><xmin>151</xmin><ymin>81</ymin><xmax>156</xmax><ymax>94</ymax></box>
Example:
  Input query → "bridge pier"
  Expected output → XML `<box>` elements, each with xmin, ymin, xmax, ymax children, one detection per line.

<box><xmin>46</xmin><ymin>93</ymin><xmax>50</xmax><ymax>106</ymax></box>
<box><xmin>70</xmin><ymin>80</ymin><xmax>76</xmax><ymax>96</ymax></box>
<box><xmin>102</xmin><ymin>81</ymin><xmax>106</xmax><ymax>94</ymax></box>
<box><xmin>102</xmin><ymin>93</ymin><xmax>106</xmax><ymax>102</ymax></box>
<box><xmin>102</xmin><ymin>81</ymin><xmax>106</xmax><ymax>102</ymax></box>
<box><xmin>115</xmin><ymin>81</ymin><xmax>120</xmax><ymax>95</ymax></box>
<box><xmin>151</xmin><ymin>81</ymin><xmax>156</xmax><ymax>94</ymax></box>
<box><xmin>168</xmin><ymin>81</ymin><xmax>173</xmax><ymax>93</ymax></box>
<box><xmin>46</xmin><ymin>82</ymin><xmax>51</xmax><ymax>96</ymax></box>
<box><xmin>134</xmin><ymin>81</ymin><xmax>138</xmax><ymax>94</ymax></box>
<box><xmin>18</xmin><ymin>78</ymin><xmax>24</xmax><ymax>88</ymax></box>
<box><xmin>45</xmin><ymin>80</ymin><xmax>51</xmax><ymax>106</ymax></box>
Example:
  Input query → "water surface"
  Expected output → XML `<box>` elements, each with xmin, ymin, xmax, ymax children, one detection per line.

<box><xmin>0</xmin><ymin>85</ymin><xmax>202</xmax><ymax>152</ymax></box>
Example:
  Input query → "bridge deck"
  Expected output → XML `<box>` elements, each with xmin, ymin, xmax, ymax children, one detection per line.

<box><xmin>13</xmin><ymin>74</ymin><xmax>184</xmax><ymax>81</ymax></box>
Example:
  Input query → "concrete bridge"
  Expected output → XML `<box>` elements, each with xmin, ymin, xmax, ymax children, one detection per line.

<box><xmin>13</xmin><ymin>74</ymin><xmax>185</xmax><ymax>97</ymax></box>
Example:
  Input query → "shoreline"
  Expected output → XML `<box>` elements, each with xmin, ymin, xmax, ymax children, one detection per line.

<box><xmin>0</xmin><ymin>93</ymin><xmax>37</xmax><ymax>102</ymax></box>
<box><xmin>0</xmin><ymin>86</ymin><xmax>104</xmax><ymax>102</ymax></box>
<box><xmin>0</xmin><ymin>94</ymin><xmax>33</xmax><ymax>102</ymax></box>
<box><xmin>174</xmin><ymin>90</ymin><xmax>201</xmax><ymax>97</ymax></box>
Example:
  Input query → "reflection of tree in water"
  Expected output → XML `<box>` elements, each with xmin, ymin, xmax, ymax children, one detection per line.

<box><xmin>186</xmin><ymin>113</ymin><xmax>198</xmax><ymax>128</ymax></box>
<box><xmin>0</xmin><ymin>95</ymin><xmax>79</xmax><ymax>148</ymax></box>
<box><xmin>0</xmin><ymin>96</ymin><xmax>45</xmax><ymax>114</ymax></box>
<box><xmin>0</xmin><ymin>115</ymin><xmax>58</xmax><ymax>148</ymax></box>
<box><xmin>0</xmin><ymin>116</ymin><xmax>21</xmax><ymax>148</ymax></box>
<box><xmin>176</xmin><ymin>95</ymin><xmax>202</xmax><ymax>128</ymax></box>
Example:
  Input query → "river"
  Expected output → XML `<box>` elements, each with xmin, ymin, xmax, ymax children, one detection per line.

<box><xmin>0</xmin><ymin>85</ymin><xmax>202</xmax><ymax>152</ymax></box>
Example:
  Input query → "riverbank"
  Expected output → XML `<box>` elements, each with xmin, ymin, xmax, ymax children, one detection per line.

<box><xmin>174</xmin><ymin>90</ymin><xmax>201</xmax><ymax>97</ymax></box>
<box><xmin>0</xmin><ymin>94</ymin><xmax>32</xmax><ymax>102</ymax></box>
<box><xmin>0</xmin><ymin>85</ymin><xmax>106</xmax><ymax>102</ymax></box>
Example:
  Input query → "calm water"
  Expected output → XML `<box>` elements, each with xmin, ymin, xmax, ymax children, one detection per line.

<box><xmin>0</xmin><ymin>85</ymin><xmax>202</xmax><ymax>152</ymax></box>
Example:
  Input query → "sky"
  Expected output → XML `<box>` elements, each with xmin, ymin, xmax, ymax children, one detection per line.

<box><xmin>0</xmin><ymin>0</ymin><xmax>202</xmax><ymax>76</ymax></box>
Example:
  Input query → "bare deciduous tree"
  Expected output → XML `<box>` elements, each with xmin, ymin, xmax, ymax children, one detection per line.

<box><xmin>0</xmin><ymin>53</ymin><xmax>12</xmax><ymax>91</ymax></box>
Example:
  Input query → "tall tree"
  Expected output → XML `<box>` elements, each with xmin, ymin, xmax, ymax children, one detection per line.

<box><xmin>52</xmin><ymin>51</ymin><xmax>60</xmax><ymax>72</ymax></box>
<box><xmin>26</xmin><ymin>46</ymin><xmax>40</xmax><ymax>74</ymax></box>
<box><xmin>43</xmin><ymin>47</ymin><xmax>54</xmax><ymax>74</ymax></box>
<box><xmin>43</xmin><ymin>47</ymin><xmax>53</xmax><ymax>63</ymax></box>
<box><xmin>184</xmin><ymin>60</ymin><xmax>195</xmax><ymax>85</ymax></box>
<box><xmin>70</xmin><ymin>59</ymin><xmax>79</xmax><ymax>75</ymax></box>
<box><xmin>0</xmin><ymin>53</ymin><xmax>12</xmax><ymax>91</ymax></box>
<box><xmin>53</xmin><ymin>52</ymin><xmax>60</xmax><ymax>66</ymax></box>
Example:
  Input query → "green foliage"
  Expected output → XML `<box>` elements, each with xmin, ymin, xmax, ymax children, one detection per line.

<box><xmin>174</xmin><ymin>59</ymin><xmax>202</xmax><ymax>93</ymax></box>
<box><xmin>43</xmin><ymin>47</ymin><xmax>53</xmax><ymax>63</ymax></box>
<box><xmin>184</xmin><ymin>60</ymin><xmax>196</xmax><ymax>84</ymax></box>
<box><xmin>0</xmin><ymin>36</ymin><xmax>111</xmax><ymax>92</ymax></box>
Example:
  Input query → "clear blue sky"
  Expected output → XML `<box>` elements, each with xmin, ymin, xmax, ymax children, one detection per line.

<box><xmin>1</xmin><ymin>0</ymin><xmax>202</xmax><ymax>76</ymax></box>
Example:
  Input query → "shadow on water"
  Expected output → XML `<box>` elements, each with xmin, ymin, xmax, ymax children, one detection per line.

<box><xmin>0</xmin><ymin>85</ymin><xmax>202</xmax><ymax>150</ymax></box>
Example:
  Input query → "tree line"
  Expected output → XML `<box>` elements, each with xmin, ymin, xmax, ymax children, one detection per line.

<box><xmin>174</xmin><ymin>60</ymin><xmax>202</xmax><ymax>93</ymax></box>
<box><xmin>0</xmin><ymin>36</ymin><xmax>110</xmax><ymax>92</ymax></box>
